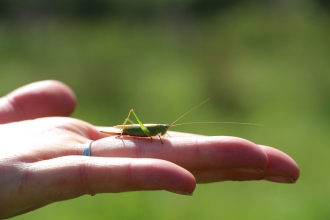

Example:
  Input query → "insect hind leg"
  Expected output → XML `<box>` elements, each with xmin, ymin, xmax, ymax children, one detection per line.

<box><xmin>120</xmin><ymin>109</ymin><xmax>136</xmax><ymax>136</ymax></box>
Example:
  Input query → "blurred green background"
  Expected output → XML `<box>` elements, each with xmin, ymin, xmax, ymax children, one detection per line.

<box><xmin>1</xmin><ymin>0</ymin><xmax>329</xmax><ymax>219</ymax></box>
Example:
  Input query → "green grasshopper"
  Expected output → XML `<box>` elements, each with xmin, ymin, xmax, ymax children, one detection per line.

<box><xmin>100</xmin><ymin>99</ymin><xmax>260</xmax><ymax>143</ymax></box>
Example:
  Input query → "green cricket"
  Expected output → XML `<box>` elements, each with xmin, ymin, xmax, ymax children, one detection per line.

<box><xmin>100</xmin><ymin>99</ymin><xmax>261</xmax><ymax>143</ymax></box>
<box><xmin>100</xmin><ymin>99</ymin><xmax>209</xmax><ymax>143</ymax></box>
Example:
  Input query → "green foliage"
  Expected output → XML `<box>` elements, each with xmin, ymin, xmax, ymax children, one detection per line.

<box><xmin>2</xmin><ymin>2</ymin><xmax>329</xmax><ymax>219</ymax></box>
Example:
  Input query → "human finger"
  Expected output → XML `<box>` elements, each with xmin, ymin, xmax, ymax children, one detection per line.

<box><xmin>260</xmin><ymin>145</ymin><xmax>299</xmax><ymax>182</ymax></box>
<box><xmin>169</xmin><ymin>144</ymin><xmax>299</xmax><ymax>184</ymax></box>
<box><xmin>89</xmin><ymin>136</ymin><xmax>269</xmax><ymax>173</ymax></box>
<box><xmin>0</xmin><ymin>80</ymin><xmax>76</xmax><ymax>124</ymax></box>
<box><xmin>1</xmin><ymin>156</ymin><xmax>195</xmax><ymax>219</ymax></box>
<box><xmin>191</xmin><ymin>147</ymin><xmax>299</xmax><ymax>184</ymax></box>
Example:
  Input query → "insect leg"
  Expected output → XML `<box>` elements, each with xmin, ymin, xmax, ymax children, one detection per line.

<box><xmin>130</xmin><ymin>110</ymin><xmax>152</xmax><ymax>141</ymax></box>
<box><xmin>119</xmin><ymin>110</ymin><xmax>136</xmax><ymax>137</ymax></box>
<box><xmin>157</xmin><ymin>134</ymin><xmax>163</xmax><ymax>144</ymax></box>
<box><xmin>126</xmin><ymin>118</ymin><xmax>136</xmax><ymax>124</ymax></box>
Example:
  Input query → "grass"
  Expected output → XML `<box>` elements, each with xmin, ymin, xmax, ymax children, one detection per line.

<box><xmin>1</xmin><ymin>2</ymin><xmax>329</xmax><ymax>219</ymax></box>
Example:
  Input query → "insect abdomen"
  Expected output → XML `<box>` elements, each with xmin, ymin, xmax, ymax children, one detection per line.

<box><xmin>122</xmin><ymin>124</ymin><xmax>170</xmax><ymax>137</ymax></box>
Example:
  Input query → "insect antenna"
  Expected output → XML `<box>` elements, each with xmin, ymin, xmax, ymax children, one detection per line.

<box><xmin>171</xmin><ymin>122</ymin><xmax>264</xmax><ymax>127</ymax></box>
<box><xmin>170</xmin><ymin>98</ymin><xmax>210</xmax><ymax>126</ymax></box>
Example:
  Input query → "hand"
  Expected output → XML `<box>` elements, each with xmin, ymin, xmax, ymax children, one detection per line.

<box><xmin>0</xmin><ymin>80</ymin><xmax>300</xmax><ymax>219</ymax></box>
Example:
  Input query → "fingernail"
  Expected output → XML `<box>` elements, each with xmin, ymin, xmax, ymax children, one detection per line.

<box><xmin>168</xmin><ymin>190</ymin><xmax>193</xmax><ymax>196</ymax></box>
<box><xmin>232</xmin><ymin>168</ymin><xmax>265</xmax><ymax>173</ymax></box>
<box><xmin>264</xmin><ymin>176</ymin><xmax>296</xmax><ymax>184</ymax></box>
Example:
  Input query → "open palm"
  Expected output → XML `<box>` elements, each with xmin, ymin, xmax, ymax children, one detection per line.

<box><xmin>0</xmin><ymin>81</ymin><xmax>300</xmax><ymax>219</ymax></box>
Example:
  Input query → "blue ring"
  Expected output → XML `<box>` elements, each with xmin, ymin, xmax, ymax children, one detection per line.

<box><xmin>82</xmin><ymin>140</ymin><xmax>93</xmax><ymax>156</ymax></box>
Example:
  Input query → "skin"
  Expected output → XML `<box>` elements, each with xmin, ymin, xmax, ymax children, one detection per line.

<box><xmin>0</xmin><ymin>80</ymin><xmax>300</xmax><ymax>219</ymax></box>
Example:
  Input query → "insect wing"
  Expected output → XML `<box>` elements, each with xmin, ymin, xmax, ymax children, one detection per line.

<box><xmin>99</xmin><ymin>127</ymin><xmax>121</xmax><ymax>135</ymax></box>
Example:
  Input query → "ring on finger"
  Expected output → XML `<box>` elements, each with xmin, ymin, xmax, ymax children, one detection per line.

<box><xmin>82</xmin><ymin>140</ymin><xmax>94</xmax><ymax>156</ymax></box>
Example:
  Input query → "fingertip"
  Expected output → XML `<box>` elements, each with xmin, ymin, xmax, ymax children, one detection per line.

<box><xmin>260</xmin><ymin>145</ymin><xmax>300</xmax><ymax>182</ymax></box>
<box><xmin>44</xmin><ymin>80</ymin><xmax>77</xmax><ymax>110</ymax></box>
<box><xmin>130</xmin><ymin>159</ymin><xmax>196</xmax><ymax>193</ymax></box>
<box><xmin>0</xmin><ymin>80</ymin><xmax>76</xmax><ymax>123</ymax></box>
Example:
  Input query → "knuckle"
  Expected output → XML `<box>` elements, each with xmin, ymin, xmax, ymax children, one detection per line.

<box><xmin>77</xmin><ymin>160</ymin><xmax>94</xmax><ymax>195</ymax></box>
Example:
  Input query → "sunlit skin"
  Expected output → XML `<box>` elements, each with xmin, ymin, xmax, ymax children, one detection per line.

<box><xmin>0</xmin><ymin>80</ymin><xmax>300</xmax><ymax>219</ymax></box>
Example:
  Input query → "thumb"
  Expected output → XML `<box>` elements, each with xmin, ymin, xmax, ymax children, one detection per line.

<box><xmin>0</xmin><ymin>80</ymin><xmax>76</xmax><ymax>124</ymax></box>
